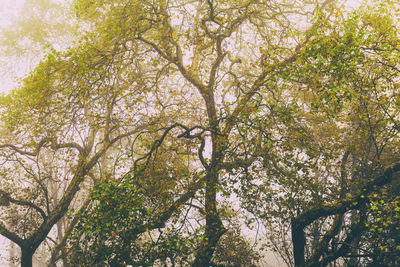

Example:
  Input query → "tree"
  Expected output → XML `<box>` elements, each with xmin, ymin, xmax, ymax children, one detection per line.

<box><xmin>61</xmin><ymin>0</ymin><xmax>340</xmax><ymax>265</ymax></box>
<box><xmin>0</xmin><ymin>34</ymin><xmax>163</xmax><ymax>265</ymax></box>
<box><xmin>240</xmin><ymin>1</ymin><xmax>400</xmax><ymax>266</ymax></box>
<box><xmin>1</xmin><ymin>0</ymin><xmax>400</xmax><ymax>266</ymax></box>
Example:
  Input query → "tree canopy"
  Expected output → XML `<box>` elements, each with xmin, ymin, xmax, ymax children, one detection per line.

<box><xmin>0</xmin><ymin>0</ymin><xmax>400</xmax><ymax>266</ymax></box>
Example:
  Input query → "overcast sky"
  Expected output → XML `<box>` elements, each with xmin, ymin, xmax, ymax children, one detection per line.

<box><xmin>0</xmin><ymin>0</ymin><xmax>24</xmax><ymax>93</ymax></box>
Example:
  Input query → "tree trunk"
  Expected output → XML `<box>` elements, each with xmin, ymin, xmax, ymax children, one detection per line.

<box><xmin>21</xmin><ymin>248</ymin><xmax>34</xmax><ymax>267</ymax></box>
<box><xmin>192</xmin><ymin>167</ymin><xmax>226</xmax><ymax>266</ymax></box>
<box><xmin>192</xmin><ymin>208</ymin><xmax>226</xmax><ymax>266</ymax></box>
<box><xmin>292</xmin><ymin>218</ymin><xmax>305</xmax><ymax>267</ymax></box>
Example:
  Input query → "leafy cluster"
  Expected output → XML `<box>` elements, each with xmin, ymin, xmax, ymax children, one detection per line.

<box><xmin>0</xmin><ymin>0</ymin><xmax>400</xmax><ymax>266</ymax></box>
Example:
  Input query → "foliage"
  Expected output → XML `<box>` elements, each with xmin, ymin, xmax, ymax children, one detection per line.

<box><xmin>0</xmin><ymin>0</ymin><xmax>400</xmax><ymax>266</ymax></box>
<box><xmin>212</xmin><ymin>230</ymin><xmax>261</xmax><ymax>267</ymax></box>
<box><xmin>68</xmin><ymin>170</ymin><xmax>198</xmax><ymax>266</ymax></box>
<box><xmin>363</xmin><ymin>179</ymin><xmax>400</xmax><ymax>266</ymax></box>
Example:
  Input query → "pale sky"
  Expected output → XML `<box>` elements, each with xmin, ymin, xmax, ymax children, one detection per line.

<box><xmin>0</xmin><ymin>0</ymin><xmax>24</xmax><ymax>26</ymax></box>
<box><xmin>0</xmin><ymin>0</ymin><xmax>74</xmax><ymax>94</ymax></box>
<box><xmin>0</xmin><ymin>0</ymin><xmax>25</xmax><ymax>93</ymax></box>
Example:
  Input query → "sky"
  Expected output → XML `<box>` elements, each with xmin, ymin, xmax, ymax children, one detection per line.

<box><xmin>0</xmin><ymin>0</ymin><xmax>24</xmax><ymax>27</ymax></box>
<box><xmin>0</xmin><ymin>0</ymin><xmax>74</xmax><ymax>94</ymax></box>
<box><xmin>0</xmin><ymin>0</ymin><xmax>25</xmax><ymax>93</ymax></box>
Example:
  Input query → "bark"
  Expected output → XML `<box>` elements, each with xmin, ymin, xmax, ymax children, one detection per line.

<box><xmin>192</xmin><ymin>170</ymin><xmax>226</xmax><ymax>266</ymax></box>
<box><xmin>292</xmin><ymin>218</ymin><xmax>306</xmax><ymax>267</ymax></box>
<box><xmin>20</xmin><ymin>248</ymin><xmax>34</xmax><ymax>267</ymax></box>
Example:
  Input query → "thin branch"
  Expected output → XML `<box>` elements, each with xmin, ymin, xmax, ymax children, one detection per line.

<box><xmin>222</xmin><ymin>0</ymin><xmax>335</xmax><ymax>137</ymax></box>
<box><xmin>0</xmin><ymin>138</ymin><xmax>49</xmax><ymax>156</ymax></box>
<box><xmin>54</xmin><ymin>142</ymin><xmax>84</xmax><ymax>155</ymax></box>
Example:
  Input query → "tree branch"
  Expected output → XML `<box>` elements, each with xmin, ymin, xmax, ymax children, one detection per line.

<box><xmin>0</xmin><ymin>189</ymin><xmax>47</xmax><ymax>220</ymax></box>
<box><xmin>292</xmin><ymin>162</ymin><xmax>400</xmax><ymax>266</ymax></box>
<box><xmin>294</xmin><ymin>162</ymin><xmax>400</xmax><ymax>229</ymax></box>
<box><xmin>54</xmin><ymin>141</ymin><xmax>84</xmax><ymax>155</ymax></box>
<box><xmin>319</xmin><ymin>208</ymin><xmax>368</xmax><ymax>266</ymax></box>
<box><xmin>0</xmin><ymin>221</ymin><xmax>24</xmax><ymax>248</ymax></box>
<box><xmin>0</xmin><ymin>138</ymin><xmax>49</xmax><ymax>156</ymax></box>
<box><xmin>126</xmin><ymin>175</ymin><xmax>205</xmax><ymax>236</ymax></box>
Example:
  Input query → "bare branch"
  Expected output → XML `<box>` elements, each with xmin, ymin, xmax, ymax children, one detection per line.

<box><xmin>0</xmin><ymin>189</ymin><xmax>47</xmax><ymax>220</ymax></box>
<box><xmin>0</xmin><ymin>221</ymin><xmax>24</xmax><ymax>247</ymax></box>
<box><xmin>0</xmin><ymin>138</ymin><xmax>49</xmax><ymax>156</ymax></box>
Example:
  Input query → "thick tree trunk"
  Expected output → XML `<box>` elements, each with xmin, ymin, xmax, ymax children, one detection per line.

<box><xmin>21</xmin><ymin>248</ymin><xmax>34</xmax><ymax>267</ymax></box>
<box><xmin>192</xmin><ymin>167</ymin><xmax>226</xmax><ymax>266</ymax></box>
<box><xmin>292</xmin><ymin>218</ymin><xmax>305</xmax><ymax>267</ymax></box>
<box><xmin>192</xmin><ymin>205</ymin><xmax>226</xmax><ymax>266</ymax></box>
<box><xmin>348</xmin><ymin>210</ymin><xmax>361</xmax><ymax>266</ymax></box>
